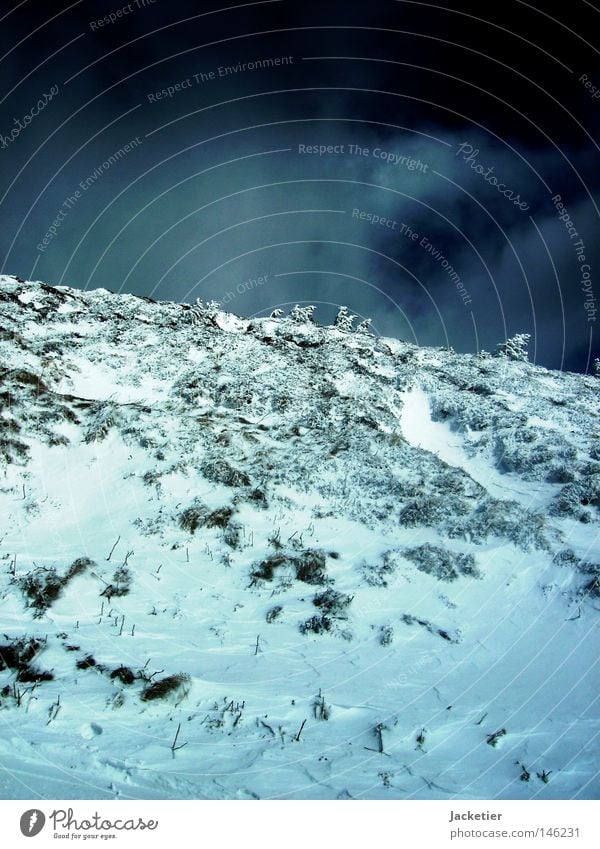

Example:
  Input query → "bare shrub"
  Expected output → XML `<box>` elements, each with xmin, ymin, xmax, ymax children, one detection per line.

<box><xmin>110</xmin><ymin>665</ymin><xmax>135</xmax><ymax>685</ymax></box>
<box><xmin>141</xmin><ymin>672</ymin><xmax>190</xmax><ymax>702</ymax></box>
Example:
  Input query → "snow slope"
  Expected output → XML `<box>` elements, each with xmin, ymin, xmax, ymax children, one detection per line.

<box><xmin>0</xmin><ymin>274</ymin><xmax>598</xmax><ymax>800</ymax></box>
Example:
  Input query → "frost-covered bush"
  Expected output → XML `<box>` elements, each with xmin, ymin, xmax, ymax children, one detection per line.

<box><xmin>362</xmin><ymin>552</ymin><xmax>397</xmax><ymax>587</ymax></box>
<box><xmin>400</xmin><ymin>495</ymin><xmax>467</xmax><ymax>527</ymax></box>
<box><xmin>552</xmin><ymin>549</ymin><xmax>580</xmax><ymax>569</ymax></box>
<box><xmin>403</xmin><ymin>543</ymin><xmax>481</xmax><ymax>581</ymax></box>
<box><xmin>223</xmin><ymin>522</ymin><xmax>242</xmax><ymax>549</ymax></box>
<box><xmin>583</xmin><ymin>576</ymin><xmax>600</xmax><ymax>598</ymax></box>
<box><xmin>495</xmin><ymin>333</ymin><xmax>530</xmax><ymax>361</ymax></box>
<box><xmin>295</xmin><ymin>549</ymin><xmax>328</xmax><ymax>584</ymax></box>
<box><xmin>334</xmin><ymin>306</ymin><xmax>356</xmax><ymax>332</ymax></box>
<box><xmin>201</xmin><ymin>457</ymin><xmax>251</xmax><ymax>488</ymax></box>
<box><xmin>450</xmin><ymin>498</ymin><xmax>549</xmax><ymax>549</ymax></box>
<box><xmin>312</xmin><ymin>588</ymin><xmax>353</xmax><ymax>618</ymax></box>
<box><xmin>494</xmin><ymin>427</ymin><xmax>577</xmax><ymax>480</ymax></box>
<box><xmin>551</xmin><ymin>474</ymin><xmax>600</xmax><ymax>519</ymax></box>
<box><xmin>289</xmin><ymin>304</ymin><xmax>315</xmax><ymax>323</ymax></box>
<box><xmin>299</xmin><ymin>614</ymin><xmax>332</xmax><ymax>635</ymax></box>
<box><xmin>83</xmin><ymin>401</ymin><xmax>120</xmax><ymax>443</ymax></box>
<box><xmin>190</xmin><ymin>299</ymin><xmax>220</xmax><ymax>325</ymax></box>
<box><xmin>429</xmin><ymin>391</ymin><xmax>496</xmax><ymax>432</ymax></box>
<box><xmin>101</xmin><ymin>565</ymin><xmax>131</xmax><ymax>599</ymax></box>
<box><xmin>205</xmin><ymin>506</ymin><xmax>234</xmax><ymax>528</ymax></box>
<box><xmin>401</xmin><ymin>613</ymin><xmax>461</xmax><ymax>643</ymax></box>
<box><xmin>356</xmin><ymin>318</ymin><xmax>372</xmax><ymax>333</ymax></box>
<box><xmin>266</xmin><ymin>605</ymin><xmax>283</xmax><ymax>623</ymax></box>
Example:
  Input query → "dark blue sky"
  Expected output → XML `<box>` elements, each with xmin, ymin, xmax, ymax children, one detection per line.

<box><xmin>1</xmin><ymin>0</ymin><xmax>599</xmax><ymax>371</ymax></box>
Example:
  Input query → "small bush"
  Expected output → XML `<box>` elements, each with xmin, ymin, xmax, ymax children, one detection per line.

<box><xmin>313</xmin><ymin>588</ymin><xmax>353</xmax><ymax>618</ymax></box>
<box><xmin>266</xmin><ymin>605</ymin><xmax>283</xmax><ymax>623</ymax></box>
<box><xmin>251</xmin><ymin>554</ymin><xmax>287</xmax><ymax>582</ymax></box>
<box><xmin>380</xmin><ymin>626</ymin><xmax>394</xmax><ymax>646</ymax></box>
<box><xmin>100</xmin><ymin>566</ymin><xmax>131</xmax><ymax>599</ymax></box>
<box><xmin>83</xmin><ymin>401</ymin><xmax>120</xmax><ymax>443</ymax></box>
<box><xmin>552</xmin><ymin>475</ymin><xmax>600</xmax><ymax>519</ymax></box>
<box><xmin>205</xmin><ymin>507</ymin><xmax>233</xmax><ymax>528</ymax></box>
<box><xmin>18</xmin><ymin>567</ymin><xmax>65</xmax><ymax>614</ymax></box>
<box><xmin>178</xmin><ymin>501</ymin><xmax>208</xmax><ymax>534</ymax></box>
<box><xmin>0</xmin><ymin>637</ymin><xmax>43</xmax><ymax>671</ymax></box>
<box><xmin>247</xmin><ymin>488</ymin><xmax>267</xmax><ymax>506</ymax></box>
<box><xmin>110</xmin><ymin>665</ymin><xmax>135</xmax><ymax>685</ymax></box>
<box><xmin>250</xmin><ymin>549</ymin><xmax>328</xmax><ymax>585</ymax></box>
<box><xmin>17</xmin><ymin>667</ymin><xmax>54</xmax><ymax>683</ymax></box>
<box><xmin>17</xmin><ymin>557</ymin><xmax>93</xmax><ymax>615</ymax></box>
<box><xmin>141</xmin><ymin>672</ymin><xmax>190</xmax><ymax>702</ymax></box>
<box><xmin>66</xmin><ymin>557</ymin><xmax>95</xmax><ymax>579</ymax></box>
<box><xmin>76</xmin><ymin>655</ymin><xmax>98</xmax><ymax>670</ymax></box>
<box><xmin>300</xmin><ymin>614</ymin><xmax>333</xmax><ymax>635</ymax></box>
<box><xmin>313</xmin><ymin>692</ymin><xmax>331</xmax><ymax>720</ymax></box>
<box><xmin>401</xmin><ymin>613</ymin><xmax>461</xmax><ymax>643</ymax></box>
<box><xmin>0</xmin><ymin>636</ymin><xmax>53</xmax><ymax>682</ymax></box>
<box><xmin>294</xmin><ymin>549</ymin><xmax>328</xmax><ymax>585</ymax></box>
<box><xmin>223</xmin><ymin>522</ymin><xmax>242</xmax><ymax>549</ymax></box>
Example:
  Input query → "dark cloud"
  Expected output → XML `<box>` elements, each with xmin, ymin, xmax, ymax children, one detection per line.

<box><xmin>1</xmin><ymin>0</ymin><xmax>598</xmax><ymax>371</ymax></box>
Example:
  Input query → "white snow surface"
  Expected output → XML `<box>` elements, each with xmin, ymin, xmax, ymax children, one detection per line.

<box><xmin>0</xmin><ymin>275</ymin><xmax>598</xmax><ymax>800</ymax></box>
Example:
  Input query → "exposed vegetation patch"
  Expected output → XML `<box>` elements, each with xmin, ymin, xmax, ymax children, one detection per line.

<box><xmin>447</xmin><ymin>498</ymin><xmax>549</xmax><ymax>549</ymax></box>
<box><xmin>313</xmin><ymin>588</ymin><xmax>353</xmax><ymax>617</ymax></box>
<box><xmin>362</xmin><ymin>553</ymin><xmax>397</xmax><ymax>587</ymax></box>
<box><xmin>266</xmin><ymin>605</ymin><xmax>283</xmax><ymax>623</ymax></box>
<box><xmin>178</xmin><ymin>500</ymin><xmax>208</xmax><ymax>534</ymax></box>
<box><xmin>551</xmin><ymin>473</ymin><xmax>600</xmax><ymax>522</ymax></box>
<box><xmin>16</xmin><ymin>557</ymin><xmax>94</xmax><ymax>616</ymax></box>
<box><xmin>100</xmin><ymin>565</ymin><xmax>132</xmax><ymax>600</ymax></box>
<box><xmin>140</xmin><ymin>673</ymin><xmax>190</xmax><ymax>702</ymax></box>
<box><xmin>250</xmin><ymin>548</ymin><xmax>328</xmax><ymax>586</ymax></box>
<box><xmin>0</xmin><ymin>636</ymin><xmax>53</xmax><ymax>682</ymax></box>
<box><xmin>83</xmin><ymin>401</ymin><xmax>121</xmax><ymax>443</ymax></box>
<box><xmin>205</xmin><ymin>507</ymin><xmax>234</xmax><ymax>528</ymax></box>
<box><xmin>401</xmin><ymin>613</ymin><xmax>461</xmax><ymax>643</ymax></box>
<box><xmin>403</xmin><ymin>544</ymin><xmax>481</xmax><ymax>581</ymax></box>
<box><xmin>201</xmin><ymin>458</ymin><xmax>251</xmax><ymax>488</ymax></box>
<box><xmin>110</xmin><ymin>665</ymin><xmax>136</xmax><ymax>685</ymax></box>
<box><xmin>300</xmin><ymin>588</ymin><xmax>353</xmax><ymax>636</ymax></box>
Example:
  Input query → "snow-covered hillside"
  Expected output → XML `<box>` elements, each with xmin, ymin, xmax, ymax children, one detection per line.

<box><xmin>0</xmin><ymin>274</ymin><xmax>598</xmax><ymax>800</ymax></box>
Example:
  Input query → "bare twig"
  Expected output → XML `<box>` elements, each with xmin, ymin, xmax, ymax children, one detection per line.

<box><xmin>106</xmin><ymin>536</ymin><xmax>120</xmax><ymax>561</ymax></box>
<box><xmin>170</xmin><ymin>723</ymin><xmax>188</xmax><ymax>756</ymax></box>
<box><xmin>294</xmin><ymin>718</ymin><xmax>307</xmax><ymax>742</ymax></box>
